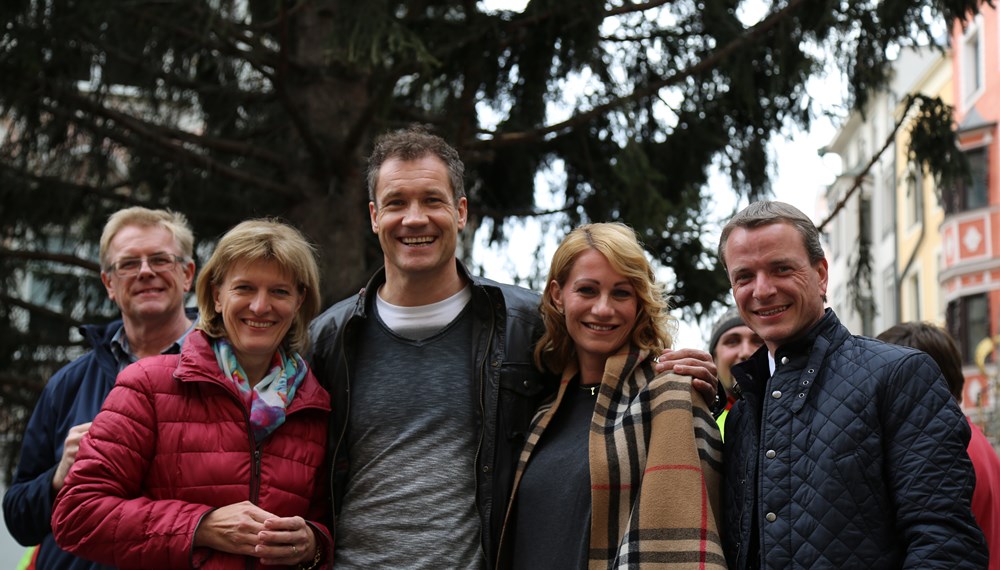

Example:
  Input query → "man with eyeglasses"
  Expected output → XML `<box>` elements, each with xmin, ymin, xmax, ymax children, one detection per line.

<box><xmin>3</xmin><ymin>207</ymin><xmax>197</xmax><ymax>570</ymax></box>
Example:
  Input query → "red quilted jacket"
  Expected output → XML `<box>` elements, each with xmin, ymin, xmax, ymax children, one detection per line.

<box><xmin>52</xmin><ymin>330</ymin><xmax>332</xmax><ymax>569</ymax></box>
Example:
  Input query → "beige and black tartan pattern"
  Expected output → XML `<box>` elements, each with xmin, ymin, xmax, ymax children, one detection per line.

<box><xmin>507</xmin><ymin>347</ymin><xmax>725</xmax><ymax>569</ymax></box>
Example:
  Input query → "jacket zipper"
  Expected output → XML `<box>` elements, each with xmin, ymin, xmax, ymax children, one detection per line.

<box><xmin>329</xmin><ymin>318</ymin><xmax>354</xmax><ymax>541</ymax></box>
<box><xmin>473</xmin><ymin>290</ymin><xmax>495</xmax><ymax>564</ymax></box>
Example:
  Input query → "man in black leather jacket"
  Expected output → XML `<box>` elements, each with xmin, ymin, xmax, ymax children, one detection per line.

<box><xmin>309</xmin><ymin>125</ymin><xmax>721</xmax><ymax>568</ymax></box>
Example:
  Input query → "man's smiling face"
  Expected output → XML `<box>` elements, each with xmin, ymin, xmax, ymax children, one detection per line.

<box><xmin>369</xmin><ymin>154</ymin><xmax>467</xmax><ymax>283</ymax></box>
<box><xmin>724</xmin><ymin>222</ymin><xmax>827</xmax><ymax>354</ymax></box>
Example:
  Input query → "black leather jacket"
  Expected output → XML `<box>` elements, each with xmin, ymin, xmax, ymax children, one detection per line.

<box><xmin>308</xmin><ymin>261</ymin><xmax>556</xmax><ymax>566</ymax></box>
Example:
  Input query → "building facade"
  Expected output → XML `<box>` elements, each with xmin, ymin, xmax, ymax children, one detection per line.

<box><xmin>822</xmin><ymin>47</ymin><xmax>944</xmax><ymax>338</ymax></box>
<box><xmin>946</xmin><ymin>4</ymin><xmax>1000</xmax><ymax>421</ymax></box>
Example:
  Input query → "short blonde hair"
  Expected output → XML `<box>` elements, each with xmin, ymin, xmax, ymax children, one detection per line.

<box><xmin>534</xmin><ymin>222</ymin><xmax>675</xmax><ymax>373</ymax></box>
<box><xmin>100</xmin><ymin>207</ymin><xmax>194</xmax><ymax>268</ymax></box>
<box><xmin>195</xmin><ymin>219</ymin><xmax>321</xmax><ymax>355</ymax></box>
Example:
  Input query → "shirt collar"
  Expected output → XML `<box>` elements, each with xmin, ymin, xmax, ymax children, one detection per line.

<box><xmin>110</xmin><ymin>320</ymin><xmax>196</xmax><ymax>372</ymax></box>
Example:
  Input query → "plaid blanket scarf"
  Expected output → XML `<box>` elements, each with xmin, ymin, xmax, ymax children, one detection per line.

<box><xmin>500</xmin><ymin>347</ymin><xmax>725</xmax><ymax>569</ymax></box>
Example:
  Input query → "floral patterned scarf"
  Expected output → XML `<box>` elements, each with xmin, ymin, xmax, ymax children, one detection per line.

<box><xmin>212</xmin><ymin>337</ymin><xmax>308</xmax><ymax>443</ymax></box>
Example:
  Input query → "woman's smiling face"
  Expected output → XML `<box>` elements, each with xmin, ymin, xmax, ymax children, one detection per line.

<box><xmin>214</xmin><ymin>259</ymin><xmax>303</xmax><ymax>381</ymax></box>
<box><xmin>552</xmin><ymin>248</ymin><xmax>639</xmax><ymax>373</ymax></box>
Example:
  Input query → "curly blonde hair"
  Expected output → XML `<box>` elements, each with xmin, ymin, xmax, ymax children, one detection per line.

<box><xmin>533</xmin><ymin>222</ymin><xmax>675</xmax><ymax>373</ymax></box>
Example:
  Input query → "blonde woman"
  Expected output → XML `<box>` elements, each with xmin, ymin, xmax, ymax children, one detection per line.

<box><xmin>498</xmin><ymin>222</ymin><xmax>724</xmax><ymax>569</ymax></box>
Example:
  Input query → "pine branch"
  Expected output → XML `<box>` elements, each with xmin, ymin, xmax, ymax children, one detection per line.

<box><xmin>476</xmin><ymin>204</ymin><xmax>575</xmax><ymax>219</ymax></box>
<box><xmin>124</xmin><ymin>4</ymin><xmax>280</xmax><ymax>78</ymax></box>
<box><xmin>817</xmin><ymin>97</ymin><xmax>918</xmax><ymax>232</ymax></box>
<box><xmin>0</xmin><ymin>294</ymin><xmax>84</xmax><ymax>329</ymax></box>
<box><xmin>44</xmin><ymin>94</ymin><xmax>296</xmax><ymax>196</ymax></box>
<box><xmin>0</xmin><ymin>248</ymin><xmax>101</xmax><ymax>273</ymax></box>
<box><xmin>473</xmin><ymin>0</ymin><xmax>808</xmax><ymax>148</ymax></box>
<box><xmin>605</xmin><ymin>0</ymin><xmax>677</xmax><ymax>17</ymax></box>
<box><xmin>59</xmin><ymin>91</ymin><xmax>287</xmax><ymax>167</ymax></box>
<box><xmin>0</xmin><ymin>374</ymin><xmax>51</xmax><ymax>393</ymax></box>
<box><xmin>0</xmin><ymin>163</ymin><xmax>140</xmax><ymax>207</ymax></box>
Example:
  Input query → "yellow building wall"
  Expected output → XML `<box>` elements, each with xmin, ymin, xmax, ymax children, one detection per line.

<box><xmin>894</xmin><ymin>58</ymin><xmax>951</xmax><ymax>326</ymax></box>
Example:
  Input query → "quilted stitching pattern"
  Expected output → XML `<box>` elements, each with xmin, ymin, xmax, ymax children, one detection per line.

<box><xmin>722</xmin><ymin>311</ymin><xmax>988</xmax><ymax>569</ymax></box>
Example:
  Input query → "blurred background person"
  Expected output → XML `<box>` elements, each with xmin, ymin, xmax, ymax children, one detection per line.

<box><xmin>497</xmin><ymin>222</ymin><xmax>724</xmax><ymax>569</ymax></box>
<box><xmin>877</xmin><ymin>322</ymin><xmax>1000</xmax><ymax>570</ymax></box>
<box><xmin>707</xmin><ymin>307</ymin><xmax>762</xmax><ymax>439</ymax></box>
<box><xmin>4</xmin><ymin>207</ymin><xmax>196</xmax><ymax>570</ymax></box>
<box><xmin>51</xmin><ymin>219</ymin><xmax>331</xmax><ymax>569</ymax></box>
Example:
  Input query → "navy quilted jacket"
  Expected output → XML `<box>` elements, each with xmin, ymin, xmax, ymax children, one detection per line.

<box><xmin>722</xmin><ymin>309</ymin><xmax>988</xmax><ymax>569</ymax></box>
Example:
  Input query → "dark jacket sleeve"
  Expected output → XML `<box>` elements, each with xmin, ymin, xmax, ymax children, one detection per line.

<box><xmin>886</xmin><ymin>352</ymin><xmax>988</xmax><ymax>568</ymax></box>
<box><xmin>3</xmin><ymin>369</ymin><xmax>70</xmax><ymax>546</ymax></box>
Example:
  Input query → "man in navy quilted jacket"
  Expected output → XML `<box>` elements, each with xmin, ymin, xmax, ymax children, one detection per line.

<box><xmin>717</xmin><ymin>200</ymin><xmax>987</xmax><ymax>569</ymax></box>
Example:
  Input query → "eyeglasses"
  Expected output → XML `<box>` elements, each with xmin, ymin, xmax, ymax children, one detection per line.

<box><xmin>106</xmin><ymin>254</ymin><xmax>185</xmax><ymax>277</ymax></box>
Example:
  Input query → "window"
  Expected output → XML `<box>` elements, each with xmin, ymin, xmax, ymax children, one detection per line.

<box><xmin>965</xmin><ymin>146</ymin><xmax>989</xmax><ymax>210</ymax></box>
<box><xmin>961</xmin><ymin>16</ymin><xmax>985</xmax><ymax>105</ymax></box>
<box><xmin>882</xmin><ymin>267</ymin><xmax>896</xmax><ymax>326</ymax></box>
<box><xmin>860</xmin><ymin>194</ymin><xmax>873</xmax><ymax>247</ymax></box>
<box><xmin>904</xmin><ymin>274</ymin><xmax>920</xmax><ymax>322</ymax></box>
<box><xmin>904</xmin><ymin>161</ymin><xmax>923</xmax><ymax>228</ymax></box>
<box><xmin>947</xmin><ymin>293</ymin><xmax>990</xmax><ymax>364</ymax></box>
<box><xmin>881</xmin><ymin>171</ymin><xmax>894</xmax><ymax>239</ymax></box>
<box><xmin>945</xmin><ymin>146</ymin><xmax>989</xmax><ymax>214</ymax></box>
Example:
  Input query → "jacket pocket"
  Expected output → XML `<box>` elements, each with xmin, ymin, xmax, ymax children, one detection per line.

<box><xmin>498</xmin><ymin>363</ymin><xmax>547</xmax><ymax>439</ymax></box>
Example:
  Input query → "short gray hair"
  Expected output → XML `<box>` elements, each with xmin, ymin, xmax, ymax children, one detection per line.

<box><xmin>718</xmin><ymin>200</ymin><xmax>825</xmax><ymax>272</ymax></box>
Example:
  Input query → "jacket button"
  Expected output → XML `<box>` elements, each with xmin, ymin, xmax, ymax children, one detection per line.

<box><xmin>522</xmin><ymin>380</ymin><xmax>531</xmax><ymax>388</ymax></box>
<box><xmin>780</xmin><ymin>356</ymin><xmax>789</xmax><ymax>365</ymax></box>
<box><xmin>482</xmin><ymin>465</ymin><xmax>491</xmax><ymax>473</ymax></box>
<box><xmin>771</xmin><ymin>390</ymin><xmax>782</xmax><ymax>399</ymax></box>
<box><xmin>765</xmin><ymin>449</ymin><xmax>776</xmax><ymax>459</ymax></box>
<box><xmin>765</xmin><ymin>512</ymin><xmax>776</xmax><ymax>522</ymax></box>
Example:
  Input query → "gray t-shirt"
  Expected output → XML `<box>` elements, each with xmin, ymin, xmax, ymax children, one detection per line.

<box><xmin>334</xmin><ymin>302</ymin><xmax>483</xmax><ymax>568</ymax></box>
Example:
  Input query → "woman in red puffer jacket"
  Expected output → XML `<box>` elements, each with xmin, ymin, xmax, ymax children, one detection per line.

<box><xmin>53</xmin><ymin>219</ymin><xmax>332</xmax><ymax>570</ymax></box>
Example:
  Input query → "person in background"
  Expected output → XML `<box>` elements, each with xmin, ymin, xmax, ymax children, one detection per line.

<box><xmin>719</xmin><ymin>200</ymin><xmax>987</xmax><ymax>568</ymax></box>
<box><xmin>496</xmin><ymin>222</ymin><xmax>725</xmax><ymax>569</ymax></box>
<box><xmin>877</xmin><ymin>321</ymin><xmax>1000</xmax><ymax>570</ymax></box>
<box><xmin>707</xmin><ymin>307</ymin><xmax>762</xmax><ymax>439</ymax></box>
<box><xmin>51</xmin><ymin>219</ymin><xmax>332</xmax><ymax>569</ymax></box>
<box><xmin>3</xmin><ymin>207</ymin><xmax>197</xmax><ymax>570</ymax></box>
<box><xmin>307</xmin><ymin>125</ymin><xmax>724</xmax><ymax>568</ymax></box>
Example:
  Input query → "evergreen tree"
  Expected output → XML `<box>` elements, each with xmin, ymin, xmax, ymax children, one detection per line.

<box><xmin>0</xmin><ymin>0</ymin><xmax>988</xmax><ymax>480</ymax></box>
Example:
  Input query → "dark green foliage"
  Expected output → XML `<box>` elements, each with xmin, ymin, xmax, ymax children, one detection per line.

<box><xmin>0</xmin><ymin>0</ymin><xmax>992</xmax><ymax>484</ymax></box>
<box><xmin>908</xmin><ymin>94</ymin><xmax>972</xmax><ymax>193</ymax></box>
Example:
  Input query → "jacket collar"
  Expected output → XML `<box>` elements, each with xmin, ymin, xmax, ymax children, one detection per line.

<box><xmin>732</xmin><ymin>308</ymin><xmax>840</xmax><ymax>399</ymax></box>
<box><xmin>175</xmin><ymin>329</ymin><xmax>331</xmax><ymax>413</ymax></box>
<box><xmin>356</xmin><ymin>258</ymin><xmax>482</xmax><ymax>315</ymax></box>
